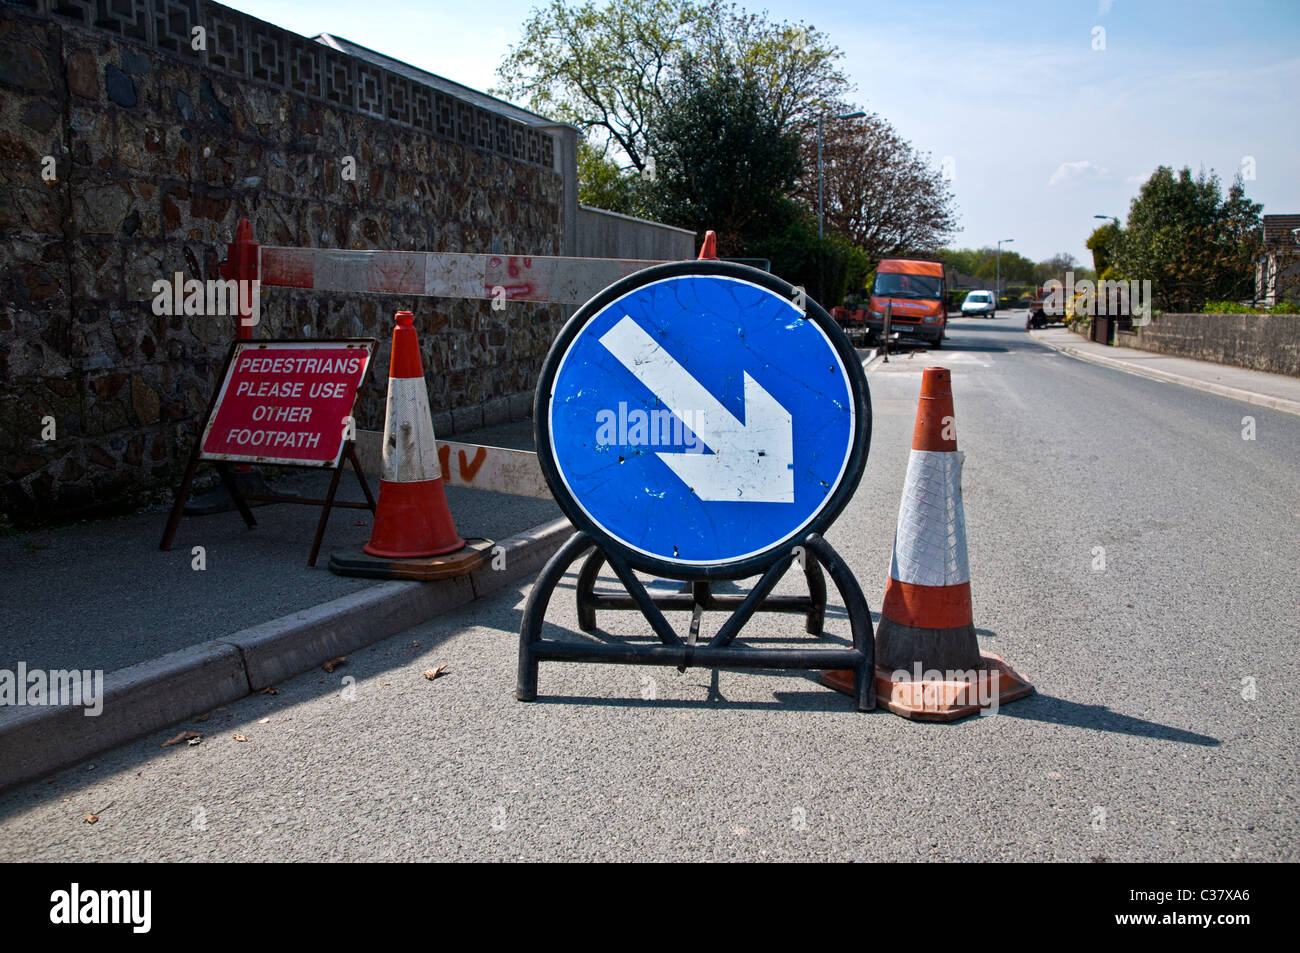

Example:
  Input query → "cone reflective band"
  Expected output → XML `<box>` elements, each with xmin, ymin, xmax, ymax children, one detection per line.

<box><xmin>876</xmin><ymin>366</ymin><xmax>980</xmax><ymax>671</ymax></box>
<box><xmin>363</xmin><ymin>311</ymin><xmax>465</xmax><ymax>558</ymax></box>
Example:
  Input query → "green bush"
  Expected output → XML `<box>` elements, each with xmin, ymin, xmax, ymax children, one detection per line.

<box><xmin>1203</xmin><ymin>300</ymin><xmax>1257</xmax><ymax>313</ymax></box>
<box><xmin>840</xmin><ymin>243</ymin><xmax>872</xmax><ymax>304</ymax></box>
<box><xmin>1203</xmin><ymin>300</ymin><xmax>1300</xmax><ymax>314</ymax></box>
<box><xmin>747</xmin><ymin>209</ymin><xmax>851</xmax><ymax>308</ymax></box>
<box><xmin>949</xmin><ymin>289</ymin><xmax>971</xmax><ymax>307</ymax></box>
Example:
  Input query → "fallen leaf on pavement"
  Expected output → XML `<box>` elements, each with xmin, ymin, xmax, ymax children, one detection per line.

<box><xmin>260</xmin><ymin>687</ymin><xmax>279</xmax><ymax>695</ymax></box>
<box><xmin>187</xmin><ymin>736</ymin><xmax>203</xmax><ymax>747</ymax></box>
<box><xmin>193</xmin><ymin>714</ymin><xmax>210</xmax><ymax>723</ymax></box>
<box><xmin>233</xmin><ymin>733</ymin><xmax>248</xmax><ymax>742</ymax></box>
<box><xmin>322</xmin><ymin>657</ymin><xmax>347</xmax><ymax>673</ymax></box>
<box><xmin>258</xmin><ymin>718</ymin><xmax>270</xmax><ymax>724</ymax></box>
<box><xmin>84</xmin><ymin>813</ymin><xmax>98</xmax><ymax>824</ymax></box>
<box><xmin>162</xmin><ymin>731</ymin><xmax>201</xmax><ymax>748</ymax></box>
<box><xmin>423</xmin><ymin>666</ymin><xmax>448</xmax><ymax>681</ymax></box>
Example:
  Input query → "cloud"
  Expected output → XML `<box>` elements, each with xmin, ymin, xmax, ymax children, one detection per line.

<box><xmin>1125</xmin><ymin>172</ymin><xmax>1151</xmax><ymax>185</ymax></box>
<box><xmin>1098</xmin><ymin>0</ymin><xmax>1114</xmax><ymax>15</ymax></box>
<box><xmin>1048</xmin><ymin>160</ymin><xmax>1109</xmax><ymax>187</ymax></box>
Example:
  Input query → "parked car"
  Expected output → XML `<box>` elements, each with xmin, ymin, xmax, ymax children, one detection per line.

<box><xmin>961</xmin><ymin>290</ymin><xmax>997</xmax><ymax>317</ymax></box>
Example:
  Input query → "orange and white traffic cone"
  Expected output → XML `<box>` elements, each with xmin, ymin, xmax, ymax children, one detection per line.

<box><xmin>329</xmin><ymin>311</ymin><xmax>486</xmax><ymax>580</ymax></box>
<box><xmin>822</xmin><ymin>366</ymin><xmax>1032</xmax><ymax>720</ymax></box>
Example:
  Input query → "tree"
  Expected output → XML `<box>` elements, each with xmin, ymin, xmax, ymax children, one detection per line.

<box><xmin>641</xmin><ymin>59</ymin><xmax>801</xmax><ymax>255</ymax></box>
<box><xmin>495</xmin><ymin>0</ymin><xmax>704</xmax><ymax>172</ymax></box>
<box><xmin>936</xmin><ymin>247</ymin><xmax>982</xmax><ymax>276</ymax></box>
<box><xmin>576</xmin><ymin>139</ymin><xmax>643</xmax><ymax>214</ymax></box>
<box><xmin>800</xmin><ymin>112</ymin><xmax>958</xmax><ymax>266</ymax></box>
<box><xmin>1086</xmin><ymin>221</ymin><xmax>1120</xmax><ymax>275</ymax></box>
<box><xmin>701</xmin><ymin>7</ymin><xmax>849</xmax><ymax>128</ymax></box>
<box><xmin>1031</xmin><ymin>253</ymin><xmax>1080</xmax><ymax>287</ymax></box>
<box><xmin>495</xmin><ymin>0</ymin><xmax>846</xmax><ymax>174</ymax></box>
<box><xmin>745</xmin><ymin>201</ymin><xmax>855</xmax><ymax>305</ymax></box>
<box><xmin>1111</xmin><ymin>166</ymin><xmax>1262</xmax><ymax>311</ymax></box>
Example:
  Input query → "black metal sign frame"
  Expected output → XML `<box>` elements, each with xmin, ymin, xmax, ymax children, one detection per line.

<box><xmin>519</xmin><ymin>261</ymin><xmax>876</xmax><ymax>710</ymax></box>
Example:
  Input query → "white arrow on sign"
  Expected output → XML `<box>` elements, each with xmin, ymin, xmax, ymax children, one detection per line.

<box><xmin>598</xmin><ymin>315</ymin><xmax>793</xmax><ymax>503</ymax></box>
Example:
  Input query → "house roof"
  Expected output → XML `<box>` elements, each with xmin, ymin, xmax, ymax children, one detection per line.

<box><xmin>1262</xmin><ymin>214</ymin><xmax>1300</xmax><ymax>244</ymax></box>
<box><xmin>313</xmin><ymin>33</ymin><xmax>578</xmax><ymax>131</ymax></box>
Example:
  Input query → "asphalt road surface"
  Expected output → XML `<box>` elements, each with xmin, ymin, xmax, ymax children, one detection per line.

<box><xmin>2</xmin><ymin>311</ymin><xmax>1296</xmax><ymax>861</ymax></box>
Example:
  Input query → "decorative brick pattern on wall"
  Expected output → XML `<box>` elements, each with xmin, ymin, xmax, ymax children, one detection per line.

<box><xmin>0</xmin><ymin>3</ymin><xmax>566</xmax><ymax>524</ymax></box>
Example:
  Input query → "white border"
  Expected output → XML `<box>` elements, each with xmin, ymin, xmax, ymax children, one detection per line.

<box><xmin>548</xmin><ymin>274</ymin><xmax>857</xmax><ymax>568</ymax></box>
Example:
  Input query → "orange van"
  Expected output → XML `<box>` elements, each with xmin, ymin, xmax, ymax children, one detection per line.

<box><xmin>834</xmin><ymin>258</ymin><xmax>948</xmax><ymax>348</ymax></box>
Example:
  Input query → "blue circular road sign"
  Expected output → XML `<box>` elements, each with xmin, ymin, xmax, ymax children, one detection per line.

<box><xmin>535</xmin><ymin>261</ymin><xmax>870</xmax><ymax>579</ymax></box>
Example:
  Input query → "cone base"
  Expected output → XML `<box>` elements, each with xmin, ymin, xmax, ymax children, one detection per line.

<box><xmin>329</xmin><ymin>538</ymin><xmax>492</xmax><ymax>581</ymax></box>
<box><xmin>819</xmin><ymin>652</ymin><xmax>1032</xmax><ymax>721</ymax></box>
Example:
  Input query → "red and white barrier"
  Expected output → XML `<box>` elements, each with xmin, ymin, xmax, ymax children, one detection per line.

<box><xmin>259</xmin><ymin>247</ymin><xmax>666</xmax><ymax>305</ymax></box>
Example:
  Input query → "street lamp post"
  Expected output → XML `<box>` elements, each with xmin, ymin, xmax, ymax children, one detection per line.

<box><xmin>817</xmin><ymin>111</ymin><xmax>866</xmax><ymax>242</ymax></box>
<box><xmin>996</xmin><ymin>237</ymin><xmax>1014</xmax><ymax>304</ymax></box>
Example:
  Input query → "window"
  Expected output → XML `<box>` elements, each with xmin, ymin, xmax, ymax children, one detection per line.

<box><xmin>874</xmin><ymin>272</ymin><xmax>943</xmax><ymax>299</ymax></box>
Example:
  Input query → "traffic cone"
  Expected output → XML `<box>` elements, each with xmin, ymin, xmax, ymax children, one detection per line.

<box><xmin>329</xmin><ymin>311</ymin><xmax>488</xmax><ymax>580</ymax></box>
<box><xmin>821</xmin><ymin>366</ymin><xmax>1032</xmax><ymax>719</ymax></box>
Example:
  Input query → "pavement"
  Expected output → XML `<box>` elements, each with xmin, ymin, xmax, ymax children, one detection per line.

<box><xmin>0</xmin><ymin>418</ymin><xmax>566</xmax><ymax>789</ymax></box>
<box><xmin>2</xmin><ymin>311</ymin><xmax>1295</xmax><ymax>860</ymax></box>
<box><xmin>1031</xmin><ymin>324</ymin><xmax>1300</xmax><ymax>417</ymax></box>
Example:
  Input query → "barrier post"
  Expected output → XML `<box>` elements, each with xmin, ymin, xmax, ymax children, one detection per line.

<box><xmin>882</xmin><ymin>302</ymin><xmax>892</xmax><ymax>362</ymax></box>
<box><xmin>219</xmin><ymin>218</ymin><xmax>259</xmax><ymax>341</ymax></box>
<box><xmin>184</xmin><ymin>219</ymin><xmax>274</xmax><ymax>514</ymax></box>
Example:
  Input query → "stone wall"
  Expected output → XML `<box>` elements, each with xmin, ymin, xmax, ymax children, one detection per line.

<box><xmin>1116</xmin><ymin>312</ymin><xmax>1300</xmax><ymax>378</ymax></box>
<box><xmin>0</xmin><ymin>1</ymin><xmax>567</xmax><ymax>525</ymax></box>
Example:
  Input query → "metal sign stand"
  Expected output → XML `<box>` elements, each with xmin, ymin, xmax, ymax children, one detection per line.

<box><xmin>517</xmin><ymin>257</ymin><xmax>876</xmax><ymax>711</ymax></box>
<box><xmin>517</xmin><ymin>531</ymin><xmax>875</xmax><ymax>710</ymax></box>
<box><xmin>573</xmin><ymin>545</ymin><xmax>827</xmax><ymax>639</ymax></box>
<box><xmin>161</xmin><ymin>444</ymin><xmax>374</xmax><ymax>568</ymax></box>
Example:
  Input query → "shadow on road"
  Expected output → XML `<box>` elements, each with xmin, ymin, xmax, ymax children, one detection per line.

<box><xmin>529</xmin><ymin>689</ymin><xmax>850</xmax><ymax>713</ymax></box>
<box><xmin>531</xmin><ymin>681</ymin><xmax>1222</xmax><ymax>747</ymax></box>
<box><xmin>998</xmin><ymin>693</ymin><xmax>1220</xmax><ymax>746</ymax></box>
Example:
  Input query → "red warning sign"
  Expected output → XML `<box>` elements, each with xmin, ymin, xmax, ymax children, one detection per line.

<box><xmin>200</xmin><ymin>340</ymin><xmax>376</xmax><ymax>467</ymax></box>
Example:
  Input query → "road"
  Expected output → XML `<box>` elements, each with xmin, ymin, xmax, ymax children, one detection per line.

<box><xmin>2</xmin><ymin>311</ymin><xmax>1296</xmax><ymax>862</ymax></box>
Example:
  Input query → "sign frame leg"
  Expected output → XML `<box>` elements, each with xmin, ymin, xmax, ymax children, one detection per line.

<box><xmin>517</xmin><ymin>531</ymin><xmax>875</xmax><ymax>712</ymax></box>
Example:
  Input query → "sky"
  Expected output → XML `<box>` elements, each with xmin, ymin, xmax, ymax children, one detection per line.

<box><xmin>224</xmin><ymin>0</ymin><xmax>1300</xmax><ymax>268</ymax></box>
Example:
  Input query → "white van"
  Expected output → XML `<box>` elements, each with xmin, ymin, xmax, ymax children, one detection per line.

<box><xmin>960</xmin><ymin>290</ymin><xmax>996</xmax><ymax>317</ymax></box>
